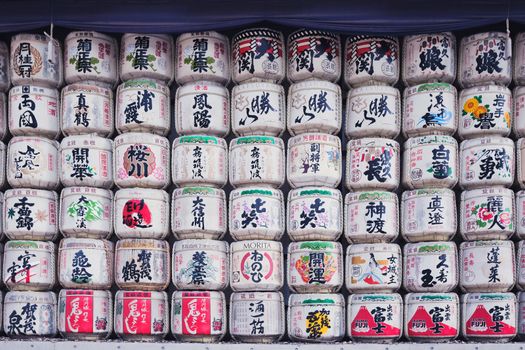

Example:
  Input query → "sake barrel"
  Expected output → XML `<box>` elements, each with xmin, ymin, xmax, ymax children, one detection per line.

<box><xmin>61</xmin><ymin>83</ymin><xmax>114</xmax><ymax>137</ymax></box>
<box><xmin>229</xmin><ymin>136</ymin><xmax>285</xmax><ymax>188</ymax></box>
<box><xmin>7</xmin><ymin>136</ymin><xmax>59</xmax><ymax>189</ymax></box>
<box><xmin>346</xmin><ymin>138</ymin><xmax>400</xmax><ymax>191</ymax></box>
<box><xmin>459</xmin><ymin>137</ymin><xmax>514</xmax><ymax>189</ymax></box>
<box><xmin>515</xmin><ymin>240</ymin><xmax>525</xmax><ymax>290</ymax></box>
<box><xmin>459</xmin><ymin>32</ymin><xmax>512</xmax><ymax>88</ymax></box>
<box><xmin>229</xmin><ymin>187</ymin><xmax>284</xmax><ymax>241</ymax></box>
<box><xmin>287</xmin><ymin>293</ymin><xmax>345</xmax><ymax>342</ymax></box>
<box><xmin>460</xmin><ymin>187</ymin><xmax>515</xmax><ymax>241</ymax></box>
<box><xmin>401</xmin><ymin>188</ymin><xmax>457</xmax><ymax>242</ymax></box>
<box><xmin>58</xmin><ymin>289</ymin><xmax>112</xmax><ymax>340</ymax></box>
<box><xmin>402</xmin><ymin>32</ymin><xmax>456</xmax><ymax>86</ymax></box>
<box><xmin>0</xmin><ymin>41</ymin><xmax>10</xmax><ymax>92</ymax></box>
<box><xmin>231</xmin><ymin>82</ymin><xmax>285</xmax><ymax>136</ymax></box>
<box><xmin>58</xmin><ymin>238</ymin><xmax>113</xmax><ymax>290</ymax></box>
<box><xmin>8</xmin><ymin>85</ymin><xmax>59</xmax><ymax>139</ymax></box>
<box><xmin>64</xmin><ymin>31</ymin><xmax>118</xmax><ymax>87</ymax></box>
<box><xmin>404</xmin><ymin>292</ymin><xmax>459</xmax><ymax>342</ymax></box>
<box><xmin>348</xmin><ymin>293</ymin><xmax>403</xmax><ymax>343</ymax></box>
<box><xmin>0</xmin><ymin>93</ymin><xmax>7</xmax><ymax>141</ymax></box>
<box><xmin>230</xmin><ymin>292</ymin><xmax>285</xmax><ymax>343</ymax></box>
<box><xmin>114</xmin><ymin>238</ymin><xmax>170</xmax><ymax>291</ymax></box>
<box><xmin>458</xmin><ymin>85</ymin><xmax>512</xmax><ymax>140</ymax></box>
<box><xmin>115</xmin><ymin>79</ymin><xmax>170</xmax><ymax>136</ymax></box>
<box><xmin>4</xmin><ymin>188</ymin><xmax>58</xmax><ymax>241</ymax></box>
<box><xmin>3</xmin><ymin>291</ymin><xmax>56</xmax><ymax>337</ymax></box>
<box><xmin>3</xmin><ymin>240</ymin><xmax>55</xmax><ymax>291</ymax></box>
<box><xmin>346</xmin><ymin>85</ymin><xmax>401</xmax><ymax>139</ymax></box>
<box><xmin>10</xmin><ymin>33</ymin><xmax>63</xmax><ymax>88</ymax></box>
<box><xmin>461</xmin><ymin>292</ymin><xmax>517</xmax><ymax>342</ymax></box>
<box><xmin>515</xmin><ymin>138</ymin><xmax>525</xmax><ymax>189</ymax></box>
<box><xmin>0</xmin><ymin>142</ymin><xmax>6</xmax><ymax>188</ymax></box>
<box><xmin>403</xmin><ymin>241</ymin><xmax>458</xmax><ymax>293</ymax></box>
<box><xmin>287</xmin><ymin>187</ymin><xmax>343</xmax><ymax>242</ymax></box>
<box><xmin>172</xmin><ymin>135</ymin><xmax>227</xmax><ymax>188</ymax></box>
<box><xmin>515</xmin><ymin>190</ymin><xmax>525</xmax><ymax>239</ymax></box>
<box><xmin>114</xmin><ymin>290</ymin><xmax>169</xmax><ymax>341</ymax></box>
<box><xmin>403</xmin><ymin>82</ymin><xmax>458</xmax><ymax>137</ymax></box>
<box><xmin>402</xmin><ymin>135</ymin><xmax>458</xmax><ymax>189</ymax></box>
<box><xmin>345</xmin><ymin>243</ymin><xmax>401</xmax><ymax>293</ymax></box>
<box><xmin>120</xmin><ymin>33</ymin><xmax>174</xmax><ymax>83</ymax></box>
<box><xmin>171</xmin><ymin>291</ymin><xmax>227</xmax><ymax>342</ymax></box>
<box><xmin>514</xmin><ymin>86</ymin><xmax>525</xmax><ymax>137</ymax></box>
<box><xmin>230</xmin><ymin>240</ymin><xmax>283</xmax><ymax>292</ymax></box>
<box><xmin>114</xmin><ymin>132</ymin><xmax>170</xmax><ymax>189</ymax></box>
<box><xmin>175</xmin><ymin>31</ymin><xmax>230</xmax><ymax>85</ymax></box>
<box><xmin>114</xmin><ymin>188</ymin><xmax>170</xmax><ymax>240</ymax></box>
<box><xmin>60</xmin><ymin>187</ymin><xmax>113</xmax><ymax>239</ymax></box>
<box><xmin>460</xmin><ymin>240</ymin><xmax>515</xmax><ymax>293</ymax></box>
<box><xmin>60</xmin><ymin>134</ymin><xmax>113</xmax><ymax>188</ymax></box>
<box><xmin>287</xmin><ymin>133</ymin><xmax>342</xmax><ymax>188</ymax></box>
<box><xmin>287</xmin><ymin>29</ymin><xmax>341</xmax><ymax>83</ymax></box>
<box><xmin>344</xmin><ymin>35</ymin><xmax>399</xmax><ymax>87</ymax></box>
<box><xmin>344</xmin><ymin>191</ymin><xmax>398</xmax><ymax>243</ymax></box>
<box><xmin>287</xmin><ymin>241</ymin><xmax>343</xmax><ymax>293</ymax></box>
<box><xmin>518</xmin><ymin>291</ymin><xmax>525</xmax><ymax>339</ymax></box>
<box><xmin>172</xmin><ymin>239</ymin><xmax>228</xmax><ymax>291</ymax></box>
<box><xmin>288</xmin><ymin>80</ymin><xmax>342</xmax><ymax>136</ymax></box>
<box><xmin>232</xmin><ymin>28</ymin><xmax>285</xmax><ymax>84</ymax></box>
<box><xmin>514</xmin><ymin>32</ymin><xmax>525</xmax><ymax>85</ymax></box>
<box><xmin>171</xmin><ymin>187</ymin><xmax>226</xmax><ymax>240</ymax></box>
<box><xmin>175</xmin><ymin>81</ymin><xmax>229</xmax><ymax>137</ymax></box>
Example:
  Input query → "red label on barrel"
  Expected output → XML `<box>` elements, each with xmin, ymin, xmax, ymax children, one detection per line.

<box><xmin>65</xmin><ymin>291</ymin><xmax>94</xmax><ymax>333</ymax></box>
<box><xmin>123</xmin><ymin>293</ymin><xmax>152</xmax><ymax>334</ymax></box>
<box><xmin>351</xmin><ymin>305</ymin><xmax>400</xmax><ymax>337</ymax></box>
<box><xmin>466</xmin><ymin>304</ymin><xmax>515</xmax><ymax>335</ymax></box>
<box><xmin>407</xmin><ymin>305</ymin><xmax>456</xmax><ymax>337</ymax></box>
<box><xmin>182</xmin><ymin>292</ymin><xmax>211</xmax><ymax>335</ymax></box>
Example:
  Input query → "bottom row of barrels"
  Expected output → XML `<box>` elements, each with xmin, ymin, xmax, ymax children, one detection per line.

<box><xmin>0</xmin><ymin>290</ymin><xmax>524</xmax><ymax>343</ymax></box>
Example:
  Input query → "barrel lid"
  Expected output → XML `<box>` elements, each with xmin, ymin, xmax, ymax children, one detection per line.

<box><xmin>404</xmin><ymin>242</ymin><xmax>456</xmax><ymax>254</ymax></box>
<box><xmin>233</xmin><ymin>81</ymin><xmax>284</xmax><ymax>92</ymax></box>
<box><xmin>346</xmin><ymin>34</ymin><xmax>397</xmax><ymax>45</ymax></box>
<box><xmin>61</xmin><ymin>134</ymin><xmax>113</xmax><ymax>149</ymax></box>
<box><xmin>404</xmin><ymin>82</ymin><xmax>456</xmax><ymax>96</ymax></box>
<box><xmin>231</xmin><ymin>240</ymin><xmax>282</xmax><ymax>252</ymax></box>
<box><xmin>460</xmin><ymin>84</ymin><xmax>511</xmax><ymax>95</ymax></box>
<box><xmin>174</xmin><ymin>239</ymin><xmax>228</xmax><ymax>253</ymax></box>
<box><xmin>115</xmin><ymin>188</ymin><xmax>169</xmax><ymax>201</ymax></box>
<box><xmin>172</xmin><ymin>290</ymin><xmax>225</xmax><ymax>300</ymax></box>
<box><xmin>405</xmin><ymin>292</ymin><xmax>458</xmax><ymax>303</ymax></box>
<box><xmin>121</xmin><ymin>33</ymin><xmax>173</xmax><ymax>43</ymax></box>
<box><xmin>347</xmin><ymin>243</ymin><xmax>401</xmax><ymax>254</ymax></box>
<box><xmin>404</xmin><ymin>134</ymin><xmax>457</xmax><ymax>149</ymax></box>
<box><xmin>460</xmin><ymin>240</ymin><xmax>514</xmax><ymax>249</ymax></box>
<box><xmin>462</xmin><ymin>292</ymin><xmax>515</xmax><ymax>302</ymax></box>
<box><xmin>9</xmin><ymin>135</ymin><xmax>60</xmax><ymax>149</ymax></box>
<box><xmin>119</xmin><ymin>78</ymin><xmax>168</xmax><ymax>91</ymax></box>
<box><xmin>62</xmin><ymin>82</ymin><xmax>113</xmax><ymax>95</ymax></box>
<box><xmin>59</xmin><ymin>289</ymin><xmax>112</xmax><ymax>298</ymax></box>
<box><xmin>116</xmin><ymin>290</ymin><xmax>168</xmax><ymax>300</ymax></box>
<box><xmin>59</xmin><ymin>237</ymin><xmax>113</xmax><ymax>251</ymax></box>
<box><xmin>5</xmin><ymin>188</ymin><xmax>58</xmax><ymax>200</ymax></box>
<box><xmin>289</xmin><ymin>293</ymin><xmax>344</xmax><ymax>306</ymax></box>
<box><xmin>174</xmin><ymin>135</ymin><xmax>225</xmax><ymax>146</ymax></box>
<box><xmin>347</xmin><ymin>137</ymin><xmax>400</xmax><ymax>149</ymax></box>
<box><xmin>114</xmin><ymin>132</ymin><xmax>169</xmax><ymax>145</ymax></box>
<box><xmin>289</xmin><ymin>187</ymin><xmax>341</xmax><ymax>199</ymax></box>
<box><xmin>231</xmin><ymin>187</ymin><xmax>282</xmax><ymax>198</ymax></box>
<box><xmin>116</xmin><ymin>238</ymin><xmax>169</xmax><ymax>250</ymax></box>
<box><xmin>460</xmin><ymin>186</ymin><xmax>513</xmax><ymax>200</ymax></box>
<box><xmin>350</xmin><ymin>293</ymin><xmax>402</xmax><ymax>303</ymax></box>
<box><xmin>61</xmin><ymin>186</ymin><xmax>113</xmax><ymax>199</ymax></box>
<box><xmin>174</xmin><ymin>186</ymin><xmax>225</xmax><ymax>197</ymax></box>
<box><xmin>288</xmin><ymin>241</ymin><xmax>342</xmax><ymax>253</ymax></box>
<box><xmin>290</xmin><ymin>79</ymin><xmax>341</xmax><ymax>91</ymax></box>
<box><xmin>176</xmin><ymin>80</ymin><xmax>227</xmax><ymax>93</ymax></box>
<box><xmin>6</xmin><ymin>240</ymin><xmax>54</xmax><ymax>250</ymax></box>
<box><xmin>345</xmin><ymin>191</ymin><xmax>397</xmax><ymax>203</ymax></box>
<box><xmin>177</xmin><ymin>31</ymin><xmax>228</xmax><ymax>42</ymax></box>
<box><xmin>231</xmin><ymin>291</ymin><xmax>283</xmax><ymax>302</ymax></box>
<box><xmin>9</xmin><ymin>84</ymin><xmax>59</xmax><ymax>95</ymax></box>
<box><xmin>348</xmin><ymin>84</ymin><xmax>399</xmax><ymax>96</ymax></box>
<box><xmin>5</xmin><ymin>291</ymin><xmax>57</xmax><ymax>304</ymax></box>
<box><xmin>289</xmin><ymin>29</ymin><xmax>340</xmax><ymax>42</ymax></box>
<box><xmin>233</xmin><ymin>28</ymin><xmax>283</xmax><ymax>42</ymax></box>
<box><xmin>231</xmin><ymin>135</ymin><xmax>283</xmax><ymax>146</ymax></box>
<box><xmin>402</xmin><ymin>188</ymin><xmax>455</xmax><ymax>199</ymax></box>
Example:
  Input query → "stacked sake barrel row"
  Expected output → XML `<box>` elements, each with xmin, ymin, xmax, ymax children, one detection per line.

<box><xmin>0</xmin><ymin>33</ymin><xmax>65</xmax><ymax>339</ymax></box>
